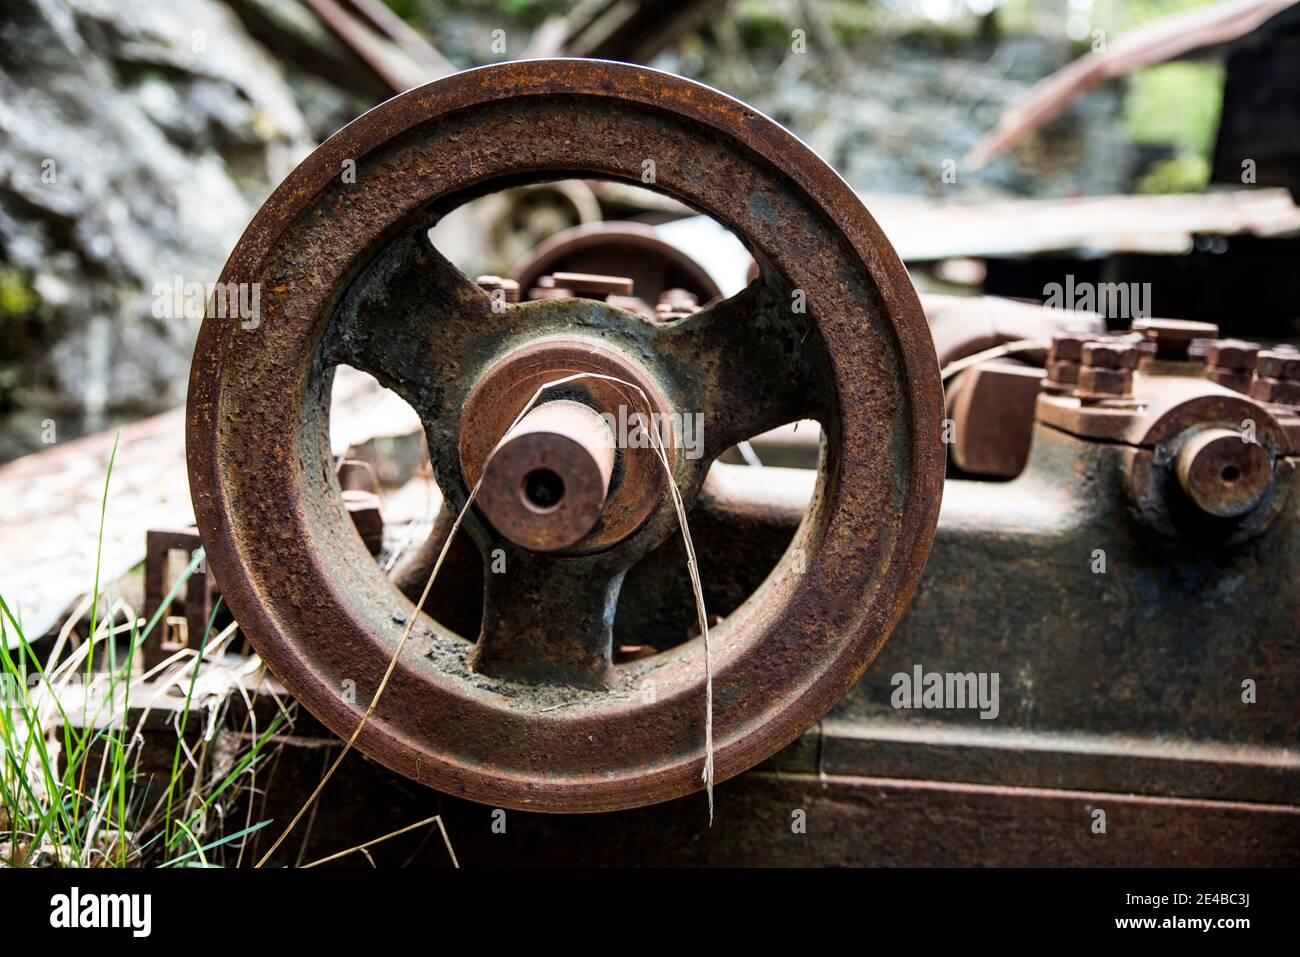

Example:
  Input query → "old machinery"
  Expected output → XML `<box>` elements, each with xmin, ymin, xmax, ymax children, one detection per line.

<box><xmin>186</xmin><ymin>60</ymin><xmax>944</xmax><ymax>813</ymax></box>
<box><xmin>182</xmin><ymin>59</ymin><xmax>1298</xmax><ymax>865</ymax></box>
<box><xmin>509</xmin><ymin>221</ymin><xmax>723</xmax><ymax>317</ymax></box>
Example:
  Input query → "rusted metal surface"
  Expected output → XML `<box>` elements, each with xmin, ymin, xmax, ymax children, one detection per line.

<box><xmin>829</xmin><ymin>340</ymin><xmax>1300</xmax><ymax>778</ymax></box>
<box><xmin>924</xmin><ymin>293</ymin><xmax>1102</xmax><ymax>367</ymax></box>
<box><xmin>0</xmin><ymin>407</ymin><xmax>193</xmax><ymax>644</ymax></box>
<box><xmin>1175</xmin><ymin>427</ymin><xmax>1274</xmax><ymax>518</ymax></box>
<box><xmin>142</xmin><ymin>528</ymin><xmax>215</xmax><ymax>670</ymax></box>
<box><xmin>186</xmin><ymin>59</ymin><xmax>944</xmax><ymax>812</ymax></box>
<box><xmin>1133</xmin><ymin>317</ymin><xmax>1220</xmax><ymax>361</ymax></box>
<box><xmin>390</xmin><ymin>503</ymin><xmax>483</xmax><ymax>640</ymax></box>
<box><xmin>213</xmin><ymin>720</ymin><xmax>1300</xmax><ymax>866</ymax></box>
<box><xmin>0</xmin><ymin>366</ymin><xmax>416</xmax><ymax>644</ymax></box>
<box><xmin>1077</xmin><ymin>339</ymin><xmax>1139</xmax><ymax>400</ymax></box>
<box><xmin>1251</xmin><ymin>346</ymin><xmax>1300</xmax><ymax>407</ymax></box>
<box><xmin>1038</xmin><ymin>351</ymin><xmax>1295</xmax><ymax>451</ymax></box>
<box><xmin>1043</xmin><ymin>331</ymin><xmax>1091</xmax><ymax>393</ymax></box>
<box><xmin>1033</xmin><ymin>332</ymin><xmax>1296</xmax><ymax>545</ymax></box>
<box><xmin>948</xmin><ymin>361</ymin><xmax>1044</xmax><ymax>479</ymax></box>
<box><xmin>838</xmin><ymin>420</ymin><xmax>1299</xmax><ymax>750</ymax></box>
<box><xmin>457</xmin><ymin>339</ymin><xmax>671</xmax><ymax>554</ymax></box>
<box><xmin>434</xmin><ymin>771</ymin><xmax>1300</xmax><ymax>867</ymax></box>
<box><xmin>509</xmin><ymin>221</ymin><xmax>722</xmax><ymax>313</ymax></box>
<box><xmin>546</xmin><ymin>271</ymin><xmax>634</xmax><ymax>299</ymax></box>
<box><xmin>475</xmin><ymin>400</ymin><xmax>616</xmax><ymax>556</ymax></box>
<box><xmin>528</xmin><ymin>345</ymin><xmax>1298</xmax><ymax>811</ymax></box>
<box><xmin>1206</xmin><ymin>338</ymin><xmax>1261</xmax><ymax>393</ymax></box>
<box><xmin>473</xmin><ymin>275</ymin><xmax>520</xmax><ymax>303</ymax></box>
<box><xmin>390</xmin><ymin>461</ymin><xmax>813</xmax><ymax>660</ymax></box>
<box><xmin>654</xmin><ymin>288</ymin><xmax>702</xmax><ymax>324</ymax></box>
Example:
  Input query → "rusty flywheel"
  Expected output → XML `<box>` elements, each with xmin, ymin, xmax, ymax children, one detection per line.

<box><xmin>186</xmin><ymin>59</ymin><xmax>943</xmax><ymax>812</ymax></box>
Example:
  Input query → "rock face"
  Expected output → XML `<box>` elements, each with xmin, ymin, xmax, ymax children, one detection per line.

<box><xmin>0</xmin><ymin>0</ymin><xmax>313</xmax><ymax>459</ymax></box>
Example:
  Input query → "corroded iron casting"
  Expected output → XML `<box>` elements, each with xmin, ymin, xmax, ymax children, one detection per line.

<box><xmin>186</xmin><ymin>59</ymin><xmax>943</xmax><ymax>812</ymax></box>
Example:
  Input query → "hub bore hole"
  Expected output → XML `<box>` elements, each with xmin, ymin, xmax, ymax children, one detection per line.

<box><xmin>1221</xmin><ymin>465</ymin><xmax>1240</xmax><ymax>484</ymax></box>
<box><xmin>523</xmin><ymin>468</ymin><xmax>565</xmax><ymax>511</ymax></box>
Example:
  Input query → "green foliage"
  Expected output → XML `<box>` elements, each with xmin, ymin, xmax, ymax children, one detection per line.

<box><xmin>1123</xmin><ymin>61</ymin><xmax>1223</xmax><ymax>194</ymax></box>
<box><xmin>734</xmin><ymin>1</ymin><xmax>796</xmax><ymax>50</ymax></box>
<box><xmin>0</xmin><ymin>269</ymin><xmax>38</xmax><ymax>318</ymax></box>
<box><xmin>1124</xmin><ymin>61</ymin><xmax>1224</xmax><ymax>155</ymax></box>
<box><xmin>0</xmin><ymin>439</ymin><xmax>278</xmax><ymax>867</ymax></box>
<box><xmin>1135</xmin><ymin>154</ymin><xmax>1211</xmax><ymax>194</ymax></box>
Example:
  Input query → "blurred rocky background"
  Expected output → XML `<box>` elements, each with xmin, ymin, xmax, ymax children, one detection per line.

<box><xmin>0</xmin><ymin>0</ymin><xmax>1238</xmax><ymax>459</ymax></box>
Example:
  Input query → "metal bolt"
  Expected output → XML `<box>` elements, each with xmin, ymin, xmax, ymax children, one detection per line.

<box><xmin>1077</xmin><ymin>339</ymin><xmax>1139</xmax><ymax>400</ymax></box>
<box><xmin>1042</xmin><ymin>332</ymin><xmax>1093</xmax><ymax>392</ymax></box>
<box><xmin>1250</xmin><ymin>346</ymin><xmax>1300</xmax><ymax>408</ymax></box>
<box><xmin>1207</xmin><ymin>338</ymin><xmax>1261</xmax><ymax>371</ymax></box>
<box><xmin>1048</xmin><ymin>332</ymin><xmax>1091</xmax><ymax>363</ymax></box>
<box><xmin>1082</xmin><ymin>340</ymin><xmax>1140</xmax><ymax>369</ymax></box>
<box><xmin>1131</xmin><ymin>318</ymin><xmax>1220</xmax><ymax>360</ymax></box>
<box><xmin>528</xmin><ymin>275</ymin><xmax>574</xmax><ymax>300</ymax></box>
<box><xmin>1256</xmin><ymin>345</ymin><xmax>1300</xmax><ymax>380</ymax></box>
<box><xmin>1205</xmin><ymin>338</ymin><xmax>1261</xmax><ymax>394</ymax></box>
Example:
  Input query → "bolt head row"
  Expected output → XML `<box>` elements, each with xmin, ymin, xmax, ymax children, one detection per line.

<box><xmin>1045</xmin><ymin>329</ymin><xmax>1299</xmax><ymax>407</ymax></box>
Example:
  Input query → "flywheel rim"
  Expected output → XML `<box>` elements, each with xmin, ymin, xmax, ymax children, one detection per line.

<box><xmin>187</xmin><ymin>59</ymin><xmax>943</xmax><ymax>812</ymax></box>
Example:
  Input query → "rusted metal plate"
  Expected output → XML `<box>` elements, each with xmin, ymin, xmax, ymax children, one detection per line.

<box><xmin>947</xmin><ymin>360</ymin><xmax>1045</xmax><ymax>479</ymax></box>
<box><xmin>186</xmin><ymin>59</ymin><xmax>944</xmax><ymax>812</ymax></box>
<box><xmin>837</xmin><ymin>423</ymin><xmax>1300</xmax><ymax>751</ymax></box>
<box><xmin>0</xmin><ymin>408</ymin><xmax>193</xmax><ymax>644</ymax></box>
<box><xmin>395</xmin><ymin>769</ymin><xmax>1300</xmax><ymax>867</ymax></box>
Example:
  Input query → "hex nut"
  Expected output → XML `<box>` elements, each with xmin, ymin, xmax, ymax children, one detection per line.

<box><xmin>1250</xmin><ymin>375</ymin><xmax>1300</xmax><ymax>407</ymax></box>
<box><xmin>1048</xmin><ymin>332</ymin><xmax>1092</xmax><ymax>363</ymax></box>
<box><xmin>1256</xmin><ymin>347</ymin><xmax>1300</xmax><ymax>381</ymax></box>
<box><xmin>1082</xmin><ymin>340</ymin><xmax>1140</xmax><ymax>370</ymax></box>
<box><xmin>1207</xmin><ymin>338</ymin><xmax>1261</xmax><ymax>371</ymax></box>
<box><xmin>1077</xmin><ymin>366</ymin><xmax>1134</xmax><ymax>399</ymax></box>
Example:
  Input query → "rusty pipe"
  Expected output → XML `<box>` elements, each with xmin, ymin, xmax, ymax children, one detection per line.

<box><xmin>922</xmin><ymin>294</ymin><xmax>1104</xmax><ymax>368</ymax></box>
